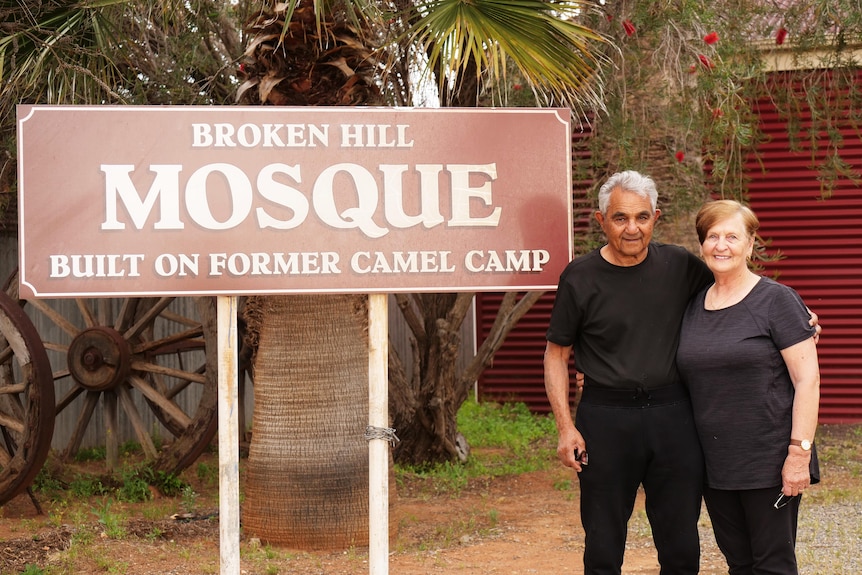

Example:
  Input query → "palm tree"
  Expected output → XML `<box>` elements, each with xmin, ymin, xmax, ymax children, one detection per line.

<box><xmin>237</xmin><ymin>0</ymin><xmax>606</xmax><ymax>549</ymax></box>
<box><xmin>236</xmin><ymin>1</ymin><xmax>389</xmax><ymax>548</ymax></box>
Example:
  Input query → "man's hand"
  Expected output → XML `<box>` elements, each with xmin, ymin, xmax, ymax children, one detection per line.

<box><xmin>557</xmin><ymin>428</ymin><xmax>588</xmax><ymax>473</ymax></box>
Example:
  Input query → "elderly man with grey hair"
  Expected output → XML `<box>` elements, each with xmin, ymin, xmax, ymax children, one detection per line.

<box><xmin>544</xmin><ymin>170</ymin><xmax>713</xmax><ymax>575</ymax></box>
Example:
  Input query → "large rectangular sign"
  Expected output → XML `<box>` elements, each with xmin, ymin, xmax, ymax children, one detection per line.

<box><xmin>17</xmin><ymin>106</ymin><xmax>572</xmax><ymax>297</ymax></box>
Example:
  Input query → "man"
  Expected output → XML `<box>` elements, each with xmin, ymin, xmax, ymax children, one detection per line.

<box><xmin>544</xmin><ymin>170</ymin><xmax>713</xmax><ymax>574</ymax></box>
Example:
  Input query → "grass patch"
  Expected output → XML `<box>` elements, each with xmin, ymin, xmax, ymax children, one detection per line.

<box><xmin>69</xmin><ymin>474</ymin><xmax>111</xmax><ymax>498</ymax></box>
<box><xmin>394</xmin><ymin>399</ymin><xmax>558</xmax><ymax>495</ymax></box>
<box><xmin>93</xmin><ymin>499</ymin><xmax>126</xmax><ymax>539</ymax></box>
<box><xmin>816</xmin><ymin>425</ymin><xmax>862</xmax><ymax>485</ymax></box>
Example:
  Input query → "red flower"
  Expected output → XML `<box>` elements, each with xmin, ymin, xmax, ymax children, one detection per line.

<box><xmin>776</xmin><ymin>27</ymin><xmax>788</xmax><ymax>45</ymax></box>
<box><xmin>513</xmin><ymin>84</ymin><xmax>522</xmax><ymax>91</ymax></box>
<box><xmin>675</xmin><ymin>151</ymin><xmax>685</xmax><ymax>163</ymax></box>
<box><xmin>703</xmin><ymin>32</ymin><xmax>719</xmax><ymax>45</ymax></box>
<box><xmin>688</xmin><ymin>64</ymin><xmax>698</xmax><ymax>74</ymax></box>
<box><xmin>622</xmin><ymin>20</ymin><xmax>636</xmax><ymax>36</ymax></box>
<box><xmin>606</xmin><ymin>14</ymin><xmax>613</xmax><ymax>22</ymax></box>
<box><xmin>712</xmin><ymin>108</ymin><xmax>724</xmax><ymax>118</ymax></box>
<box><xmin>698</xmin><ymin>54</ymin><xmax>715</xmax><ymax>69</ymax></box>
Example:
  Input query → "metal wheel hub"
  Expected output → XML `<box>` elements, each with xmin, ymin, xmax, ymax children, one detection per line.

<box><xmin>68</xmin><ymin>326</ymin><xmax>132</xmax><ymax>391</ymax></box>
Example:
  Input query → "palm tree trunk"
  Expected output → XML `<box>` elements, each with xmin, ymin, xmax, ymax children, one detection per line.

<box><xmin>243</xmin><ymin>294</ymin><xmax>370</xmax><ymax>549</ymax></box>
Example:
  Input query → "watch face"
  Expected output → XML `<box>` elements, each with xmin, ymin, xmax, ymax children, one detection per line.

<box><xmin>801</xmin><ymin>439</ymin><xmax>812</xmax><ymax>450</ymax></box>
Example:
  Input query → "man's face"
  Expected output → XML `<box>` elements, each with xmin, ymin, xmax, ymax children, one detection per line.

<box><xmin>595</xmin><ymin>187</ymin><xmax>660</xmax><ymax>266</ymax></box>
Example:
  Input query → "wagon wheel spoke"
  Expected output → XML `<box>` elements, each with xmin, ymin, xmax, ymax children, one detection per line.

<box><xmin>132</xmin><ymin>327</ymin><xmax>205</xmax><ymax>355</ymax></box>
<box><xmin>117</xmin><ymin>385</ymin><xmax>159</xmax><ymax>461</ymax></box>
<box><xmin>113</xmin><ymin>298</ymin><xmax>139</xmax><ymax>332</ymax></box>
<box><xmin>0</xmin><ymin>409</ymin><xmax>24</xmax><ymax>435</ymax></box>
<box><xmin>75</xmin><ymin>299</ymin><xmax>98</xmax><ymax>329</ymax></box>
<box><xmin>55</xmin><ymin>382</ymin><xmax>84</xmax><ymax>412</ymax></box>
<box><xmin>128</xmin><ymin>374</ymin><xmax>192</xmax><ymax>429</ymax></box>
<box><xmin>0</xmin><ymin>436</ymin><xmax>12</xmax><ymax>467</ymax></box>
<box><xmin>4</xmin><ymin>268</ymin><xmax>219</xmax><ymax>477</ymax></box>
<box><xmin>124</xmin><ymin>298</ymin><xmax>175</xmax><ymax>341</ymax></box>
<box><xmin>27</xmin><ymin>298</ymin><xmax>80</xmax><ymax>338</ymax></box>
<box><xmin>0</xmin><ymin>291</ymin><xmax>54</xmax><ymax>505</ymax></box>
<box><xmin>0</xmin><ymin>343</ymin><xmax>14</xmax><ymax>365</ymax></box>
<box><xmin>59</xmin><ymin>390</ymin><xmax>100</xmax><ymax>461</ymax></box>
<box><xmin>0</xmin><ymin>380</ymin><xmax>25</xmax><ymax>430</ymax></box>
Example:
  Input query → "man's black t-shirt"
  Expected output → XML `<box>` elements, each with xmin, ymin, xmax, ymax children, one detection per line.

<box><xmin>546</xmin><ymin>242</ymin><xmax>712</xmax><ymax>389</ymax></box>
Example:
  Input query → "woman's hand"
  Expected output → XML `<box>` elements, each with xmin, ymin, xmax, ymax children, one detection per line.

<box><xmin>781</xmin><ymin>446</ymin><xmax>812</xmax><ymax>496</ymax></box>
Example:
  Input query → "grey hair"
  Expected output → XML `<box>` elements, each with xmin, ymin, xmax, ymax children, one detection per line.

<box><xmin>597</xmin><ymin>171</ymin><xmax>659</xmax><ymax>214</ymax></box>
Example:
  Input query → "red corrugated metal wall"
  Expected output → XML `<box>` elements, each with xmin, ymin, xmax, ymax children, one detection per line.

<box><xmin>475</xmin><ymin>126</ymin><xmax>595</xmax><ymax>411</ymax></box>
<box><xmin>477</xmin><ymin>70</ymin><xmax>862</xmax><ymax>423</ymax></box>
<box><xmin>747</xmin><ymin>70</ymin><xmax>862</xmax><ymax>423</ymax></box>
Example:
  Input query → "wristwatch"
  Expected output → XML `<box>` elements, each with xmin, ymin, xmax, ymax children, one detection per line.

<box><xmin>790</xmin><ymin>438</ymin><xmax>812</xmax><ymax>451</ymax></box>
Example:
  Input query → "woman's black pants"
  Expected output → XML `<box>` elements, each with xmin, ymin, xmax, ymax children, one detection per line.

<box><xmin>704</xmin><ymin>485</ymin><xmax>801</xmax><ymax>575</ymax></box>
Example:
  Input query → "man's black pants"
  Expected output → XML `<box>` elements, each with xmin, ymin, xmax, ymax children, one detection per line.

<box><xmin>575</xmin><ymin>384</ymin><xmax>704</xmax><ymax>575</ymax></box>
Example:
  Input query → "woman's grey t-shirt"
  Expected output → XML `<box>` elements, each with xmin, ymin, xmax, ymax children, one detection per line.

<box><xmin>677</xmin><ymin>276</ymin><xmax>819</xmax><ymax>490</ymax></box>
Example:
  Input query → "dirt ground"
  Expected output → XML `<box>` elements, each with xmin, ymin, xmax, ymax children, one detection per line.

<box><xmin>0</xmin><ymin>462</ymin><xmax>728</xmax><ymax>575</ymax></box>
<box><xmin>1</xmin><ymin>425</ymin><xmax>858</xmax><ymax>575</ymax></box>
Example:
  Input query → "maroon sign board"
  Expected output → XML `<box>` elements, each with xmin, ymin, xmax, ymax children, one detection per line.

<box><xmin>17</xmin><ymin>106</ymin><xmax>572</xmax><ymax>297</ymax></box>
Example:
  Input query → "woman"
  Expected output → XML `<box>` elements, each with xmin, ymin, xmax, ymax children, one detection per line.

<box><xmin>677</xmin><ymin>200</ymin><xmax>820</xmax><ymax>575</ymax></box>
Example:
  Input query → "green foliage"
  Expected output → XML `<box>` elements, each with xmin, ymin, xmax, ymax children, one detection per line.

<box><xmin>196</xmin><ymin>461</ymin><xmax>219</xmax><ymax>487</ymax></box>
<box><xmin>110</xmin><ymin>464</ymin><xmax>190</xmax><ymax>500</ymax></box>
<box><xmin>92</xmin><ymin>499</ymin><xmax>126</xmax><ymax>539</ymax></box>
<box><xmin>69</xmin><ymin>474</ymin><xmax>111</xmax><ymax>498</ymax></box>
<box><xmin>457</xmin><ymin>399</ymin><xmax>556</xmax><ymax>451</ymax></box>
<box><xmin>116</xmin><ymin>467</ymin><xmax>152</xmax><ymax>503</ymax></box>
<box><xmin>32</xmin><ymin>468</ymin><xmax>65</xmax><ymax>501</ymax></box>
<box><xmin>559</xmin><ymin>0</ymin><xmax>862</xmax><ymax>249</ymax></box>
<box><xmin>73</xmin><ymin>447</ymin><xmax>106</xmax><ymax>463</ymax></box>
<box><xmin>119</xmin><ymin>441</ymin><xmax>144</xmax><ymax>457</ymax></box>
<box><xmin>145</xmin><ymin>526</ymin><xmax>164</xmax><ymax>542</ymax></box>
<box><xmin>0</xmin><ymin>0</ymin><xmax>251</xmax><ymax>221</ymax></box>
<box><xmin>395</xmin><ymin>400</ymin><xmax>557</xmax><ymax>493</ymax></box>
<box><xmin>405</xmin><ymin>0</ymin><xmax>609</xmax><ymax>110</ymax></box>
<box><xmin>20</xmin><ymin>565</ymin><xmax>48</xmax><ymax>575</ymax></box>
<box><xmin>147</xmin><ymin>469</ymin><xmax>188</xmax><ymax>497</ymax></box>
<box><xmin>181</xmin><ymin>484</ymin><xmax>200</xmax><ymax>513</ymax></box>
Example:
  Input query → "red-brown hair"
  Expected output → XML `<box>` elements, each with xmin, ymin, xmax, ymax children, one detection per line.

<box><xmin>695</xmin><ymin>200</ymin><xmax>759</xmax><ymax>244</ymax></box>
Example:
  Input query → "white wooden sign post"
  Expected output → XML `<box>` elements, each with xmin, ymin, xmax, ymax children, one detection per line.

<box><xmin>217</xmin><ymin>295</ymin><xmax>241</xmax><ymax>573</ymax></box>
<box><xmin>216</xmin><ymin>293</ymin><xmax>390</xmax><ymax>574</ymax></box>
<box><xmin>17</xmin><ymin>105</ymin><xmax>573</xmax><ymax>575</ymax></box>
<box><xmin>367</xmin><ymin>293</ymin><xmax>390</xmax><ymax>574</ymax></box>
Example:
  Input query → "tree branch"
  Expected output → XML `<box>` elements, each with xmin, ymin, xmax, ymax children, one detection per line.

<box><xmin>446</xmin><ymin>292</ymin><xmax>475</xmax><ymax>329</ymax></box>
<box><xmin>394</xmin><ymin>293</ymin><xmax>426</xmax><ymax>345</ymax></box>
<box><xmin>457</xmin><ymin>291</ymin><xmax>545</xmax><ymax>396</ymax></box>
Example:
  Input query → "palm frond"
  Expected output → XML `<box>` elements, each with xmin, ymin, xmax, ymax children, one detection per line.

<box><xmin>405</xmin><ymin>0</ymin><xmax>609</xmax><ymax>108</ymax></box>
<box><xmin>0</xmin><ymin>0</ymin><xmax>129</xmax><ymax>112</ymax></box>
<box><xmin>274</xmin><ymin>0</ymin><xmax>383</xmax><ymax>45</ymax></box>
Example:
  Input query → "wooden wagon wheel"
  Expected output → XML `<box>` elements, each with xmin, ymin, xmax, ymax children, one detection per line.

<box><xmin>6</xmin><ymin>271</ymin><xmax>219</xmax><ymax>475</ymax></box>
<box><xmin>0</xmin><ymin>290</ymin><xmax>55</xmax><ymax>505</ymax></box>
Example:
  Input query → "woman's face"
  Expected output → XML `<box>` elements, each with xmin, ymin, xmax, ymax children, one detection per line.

<box><xmin>700</xmin><ymin>212</ymin><xmax>755</xmax><ymax>275</ymax></box>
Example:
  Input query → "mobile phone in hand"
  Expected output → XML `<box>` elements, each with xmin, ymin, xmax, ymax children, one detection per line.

<box><xmin>574</xmin><ymin>448</ymin><xmax>589</xmax><ymax>466</ymax></box>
